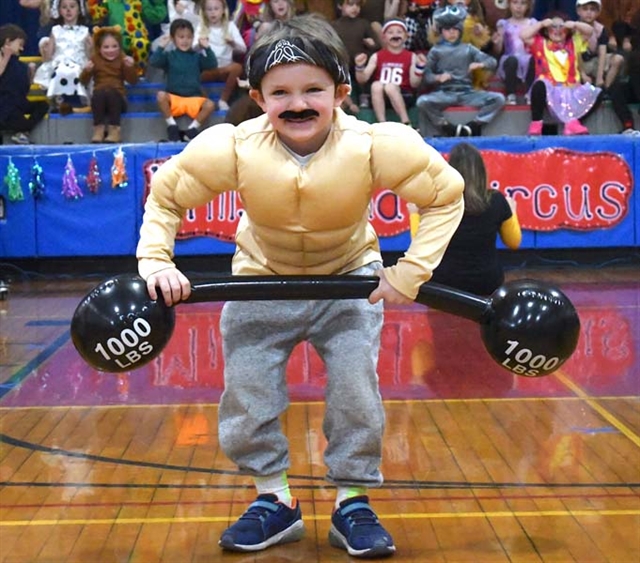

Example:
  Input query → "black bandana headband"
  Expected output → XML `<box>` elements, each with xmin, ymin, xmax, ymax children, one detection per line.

<box><xmin>247</xmin><ymin>37</ymin><xmax>350</xmax><ymax>90</ymax></box>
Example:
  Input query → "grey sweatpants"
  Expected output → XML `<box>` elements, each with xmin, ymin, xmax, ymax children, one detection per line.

<box><xmin>218</xmin><ymin>263</ymin><xmax>385</xmax><ymax>487</ymax></box>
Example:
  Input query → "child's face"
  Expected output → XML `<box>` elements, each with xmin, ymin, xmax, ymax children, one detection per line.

<box><xmin>3</xmin><ymin>38</ymin><xmax>25</xmax><ymax>56</ymax></box>
<box><xmin>576</xmin><ymin>3</ymin><xmax>600</xmax><ymax>24</ymax></box>
<box><xmin>509</xmin><ymin>0</ymin><xmax>528</xmax><ymax>18</ymax></box>
<box><xmin>547</xmin><ymin>18</ymin><xmax>568</xmax><ymax>42</ymax></box>
<box><xmin>173</xmin><ymin>27</ymin><xmax>194</xmax><ymax>51</ymax></box>
<box><xmin>58</xmin><ymin>0</ymin><xmax>80</xmax><ymax>25</ymax></box>
<box><xmin>383</xmin><ymin>24</ymin><xmax>407</xmax><ymax>51</ymax></box>
<box><xmin>441</xmin><ymin>26</ymin><xmax>461</xmax><ymax>42</ymax></box>
<box><xmin>340</xmin><ymin>0</ymin><xmax>362</xmax><ymax>18</ymax></box>
<box><xmin>100</xmin><ymin>35</ymin><xmax>121</xmax><ymax>60</ymax></box>
<box><xmin>204</xmin><ymin>0</ymin><xmax>225</xmax><ymax>25</ymax></box>
<box><xmin>270</xmin><ymin>0</ymin><xmax>291</xmax><ymax>20</ymax></box>
<box><xmin>250</xmin><ymin>63</ymin><xmax>349</xmax><ymax>156</ymax></box>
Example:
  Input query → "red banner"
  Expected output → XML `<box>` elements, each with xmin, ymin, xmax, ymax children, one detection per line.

<box><xmin>143</xmin><ymin>148</ymin><xmax>633</xmax><ymax>240</ymax></box>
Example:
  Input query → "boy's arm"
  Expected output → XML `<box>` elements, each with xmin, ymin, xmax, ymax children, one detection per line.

<box><xmin>469</xmin><ymin>45</ymin><xmax>498</xmax><ymax>71</ymax></box>
<box><xmin>520</xmin><ymin>19</ymin><xmax>548</xmax><ymax>45</ymax></box>
<box><xmin>199</xmin><ymin>46</ymin><xmax>218</xmax><ymax>70</ymax></box>
<box><xmin>568</xmin><ymin>20</ymin><xmax>594</xmax><ymax>40</ymax></box>
<box><xmin>122</xmin><ymin>56</ymin><xmax>139</xmax><ymax>84</ymax></box>
<box><xmin>409</xmin><ymin>52</ymin><xmax>426</xmax><ymax>89</ymax></box>
<box><xmin>148</xmin><ymin>44</ymin><xmax>168</xmax><ymax>69</ymax></box>
<box><xmin>371</xmin><ymin>125</ymin><xmax>465</xmax><ymax>299</ymax></box>
<box><xmin>595</xmin><ymin>43</ymin><xmax>606</xmax><ymax>86</ymax></box>
<box><xmin>137</xmin><ymin>124</ymin><xmax>238</xmax><ymax>279</ymax></box>
<box><xmin>423</xmin><ymin>49</ymin><xmax>440</xmax><ymax>85</ymax></box>
<box><xmin>355</xmin><ymin>52</ymin><xmax>378</xmax><ymax>84</ymax></box>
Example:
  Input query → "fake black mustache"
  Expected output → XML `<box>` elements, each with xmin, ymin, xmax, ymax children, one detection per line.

<box><xmin>278</xmin><ymin>109</ymin><xmax>319</xmax><ymax>120</ymax></box>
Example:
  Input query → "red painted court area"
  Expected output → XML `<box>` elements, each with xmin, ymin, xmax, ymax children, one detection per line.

<box><xmin>1</xmin><ymin>277</ymin><xmax>637</xmax><ymax>407</ymax></box>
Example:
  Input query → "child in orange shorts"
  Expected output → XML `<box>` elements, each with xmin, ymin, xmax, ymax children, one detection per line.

<box><xmin>149</xmin><ymin>18</ymin><xmax>217</xmax><ymax>141</ymax></box>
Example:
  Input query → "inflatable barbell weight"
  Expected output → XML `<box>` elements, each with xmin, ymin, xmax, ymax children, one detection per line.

<box><xmin>70</xmin><ymin>274</ymin><xmax>580</xmax><ymax>376</ymax></box>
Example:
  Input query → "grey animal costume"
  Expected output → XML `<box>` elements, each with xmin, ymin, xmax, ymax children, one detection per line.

<box><xmin>417</xmin><ymin>6</ymin><xmax>505</xmax><ymax>135</ymax></box>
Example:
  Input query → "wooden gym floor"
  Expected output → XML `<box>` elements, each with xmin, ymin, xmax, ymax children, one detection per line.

<box><xmin>0</xmin><ymin>264</ymin><xmax>638</xmax><ymax>563</ymax></box>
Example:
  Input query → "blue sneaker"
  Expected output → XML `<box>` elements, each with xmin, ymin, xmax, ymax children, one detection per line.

<box><xmin>329</xmin><ymin>496</ymin><xmax>395</xmax><ymax>558</ymax></box>
<box><xmin>218</xmin><ymin>494</ymin><xmax>305</xmax><ymax>552</ymax></box>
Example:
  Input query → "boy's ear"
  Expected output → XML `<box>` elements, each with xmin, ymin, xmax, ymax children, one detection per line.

<box><xmin>334</xmin><ymin>83</ymin><xmax>351</xmax><ymax>107</ymax></box>
<box><xmin>249</xmin><ymin>88</ymin><xmax>267</xmax><ymax>112</ymax></box>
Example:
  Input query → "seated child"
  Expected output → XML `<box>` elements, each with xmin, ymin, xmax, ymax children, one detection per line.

<box><xmin>33</xmin><ymin>0</ymin><xmax>91</xmax><ymax>113</ymax></box>
<box><xmin>331</xmin><ymin>0</ymin><xmax>381</xmax><ymax>113</ymax></box>
<box><xmin>0</xmin><ymin>23</ymin><xmax>49</xmax><ymax>144</ymax></box>
<box><xmin>494</xmin><ymin>0</ymin><xmax>537</xmax><ymax>104</ymax></box>
<box><xmin>416</xmin><ymin>5</ymin><xmax>505</xmax><ymax>136</ymax></box>
<box><xmin>576</xmin><ymin>0</ymin><xmax>624</xmax><ymax>89</ymax></box>
<box><xmin>355</xmin><ymin>18</ymin><xmax>425</xmax><ymax>126</ymax></box>
<box><xmin>521</xmin><ymin>11</ymin><xmax>600</xmax><ymax>135</ymax></box>
<box><xmin>196</xmin><ymin>0</ymin><xmax>247</xmax><ymax>112</ymax></box>
<box><xmin>80</xmin><ymin>25</ymin><xmax>138</xmax><ymax>143</ymax></box>
<box><xmin>88</xmin><ymin>0</ymin><xmax>168</xmax><ymax>75</ymax></box>
<box><xmin>149</xmin><ymin>18</ymin><xmax>217</xmax><ymax>141</ymax></box>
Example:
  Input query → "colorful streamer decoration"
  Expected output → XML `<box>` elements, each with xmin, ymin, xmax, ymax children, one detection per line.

<box><xmin>111</xmin><ymin>146</ymin><xmax>128</xmax><ymax>189</ymax></box>
<box><xmin>4</xmin><ymin>158</ymin><xmax>24</xmax><ymax>202</ymax></box>
<box><xmin>62</xmin><ymin>155</ymin><xmax>83</xmax><ymax>199</ymax></box>
<box><xmin>29</xmin><ymin>159</ymin><xmax>46</xmax><ymax>200</ymax></box>
<box><xmin>87</xmin><ymin>154</ymin><xmax>102</xmax><ymax>194</ymax></box>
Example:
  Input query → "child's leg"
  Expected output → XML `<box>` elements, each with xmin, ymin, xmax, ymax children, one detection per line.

<box><xmin>383</xmin><ymin>83</ymin><xmax>410</xmax><ymax>124</ymax></box>
<box><xmin>502</xmin><ymin>56</ymin><xmax>518</xmax><ymax>98</ymax></box>
<box><xmin>196</xmin><ymin>100</ymin><xmax>216</xmax><ymax>124</ymax></box>
<box><xmin>158</xmin><ymin>92</ymin><xmax>181</xmax><ymax>141</ymax></box>
<box><xmin>604</xmin><ymin>53</ymin><xmax>625</xmax><ymax>89</ymax></box>
<box><xmin>529</xmin><ymin>80</ymin><xmax>547</xmax><ymax>121</ymax></box>
<box><xmin>218</xmin><ymin>299</ymin><xmax>300</xmax><ymax>474</ymax></box>
<box><xmin>463</xmin><ymin>90</ymin><xmax>505</xmax><ymax>125</ymax></box>
<box><xmin>308</xmin><ymin>262</ymin><xmax>395</xmax><ymax>558</ymax></box>
<box><xmin>104</xmin><ymin>89</ymin><xmax>126</xmax><ymax>126</ymax></box>
<box><xmin>90</xmin><ymin>89</ymin><xmax>107</xmax><ymax>142</ymax></box>
<box><xmin>416</xmin><ymin>90</ymin><xmax>456</xmax><ymax>133</ymax></box>
<box><xmin>219</xmin><ymin>63</ymin><xmax>243</xmax><ymax>105</ymax></box>
<box><xmin>23</xmin><ymin>100</ymin><xmax>49</xmax><ymax>131</ymax></box>
<box><xmin>156</xmin><ymin>90</ymin><xmax>172</xmax><ymax>118</ymax></box>
<box><xmin>370</xmin><ymin>81</ymin><xmax>386</xmax><ymax>122</ymax></box>
<box><xmin>91</xmin><ymin>89</ymin><xmax>107</xmax><ymax>125</ymax></box>
<box><xmin>606</xmin><ymin>80</ymin><xmax>636</xmax><ymax>132</ymax></box>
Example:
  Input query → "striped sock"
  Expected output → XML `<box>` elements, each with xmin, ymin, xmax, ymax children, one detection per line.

<box><xmin>335</xmin><ymin>486</ymin><xmax>367</xmax><ymax>509</ymax></box>
<box><xmin>254</xmin><ymin>472</ymin><xmax>294</xmax><ymax>508</ymax></box>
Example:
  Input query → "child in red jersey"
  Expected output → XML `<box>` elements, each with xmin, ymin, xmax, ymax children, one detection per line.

<box><xmin>355</xmin><ymin>18</ymin><xmax>426</xmax><ymax>126</ymax></box>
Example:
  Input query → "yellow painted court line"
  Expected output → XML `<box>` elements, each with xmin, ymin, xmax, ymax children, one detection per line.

<box><xmin>554</xmin><ymin>371</ymin><xmax>640</xmax><ymax>448</ymax></box>
<box><xmin>1</xmin><ymin>509</ymin><xmax>639</xmax><ymax>527</ymax></box>
<box><xmin>1</xmin><ymin>396</ymin><xmax>638</xmax><ymax>411</ymax></box>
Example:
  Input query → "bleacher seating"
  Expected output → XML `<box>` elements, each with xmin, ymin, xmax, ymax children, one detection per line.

<box><xmin>3</xmin><ymin>61</ymin><xmax>638</xmax><ymax>144</ymax></box>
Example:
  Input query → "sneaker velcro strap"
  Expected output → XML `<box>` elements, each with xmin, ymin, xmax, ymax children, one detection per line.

<box><xmin>340</xmin><ymin>502</ymin><xmax>377</xmax><ymax>518</ymax></box>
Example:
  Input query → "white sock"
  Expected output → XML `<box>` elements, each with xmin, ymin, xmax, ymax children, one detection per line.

<box><xmin>189</xmin><ymin>119</ymin><xmax>201</xmax><ymax>129</ymax></box>
<box><xmin>166</xmin><ymin>117</ymin><xmax>176</xmax><ymax>126</ymax></box>
<box><xmin>335</xmin><ymin>487</ymin><xmax>367</xmax><ymax>509</ymax></box>
<box><xmin>254</xmin><ymin>472</ymin><xmax>294</xmax><ymax>507</ymax></box>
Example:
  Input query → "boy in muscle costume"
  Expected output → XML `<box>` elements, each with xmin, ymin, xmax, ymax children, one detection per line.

<box><xmin>136</xmin><ymin>13</ymin><xmax>464</xmax><ymax>559</ymax></box>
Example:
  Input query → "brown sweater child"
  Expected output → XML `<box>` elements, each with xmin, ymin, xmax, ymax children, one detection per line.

<box><xmin>80</xmin><ymin>25</ymin><xmax>138</xmax><ymax>143</ymax></box>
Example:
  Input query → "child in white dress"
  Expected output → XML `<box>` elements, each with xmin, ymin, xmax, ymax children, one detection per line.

<box><xmin>33</xmin><ymin>0</ymin><xmax>91</xmax><ymax>113</ymax></box>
